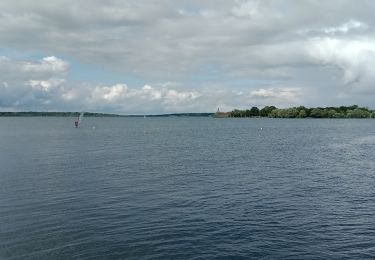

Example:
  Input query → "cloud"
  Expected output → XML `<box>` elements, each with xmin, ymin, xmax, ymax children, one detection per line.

<box><xmin>231</xmin><ymin>0</ymin><xmax>260</xmax><ymax>18</ymax></box>
<box><xmin>0</xmin><ymin>56</ymin><xmax>68</xmax><ymax>109</ymax></box>
<box><xmin>0</xmin><ymin>2</ymin><xmax>372</xmax><ymax>76</ymax></box>
<box><xmin>0</xmin><ymin>55</ymin><xmax>68</xmax><ymax>82</ymax></box>
<box><xmin>0</xmin><ymin>54</ymin><xmax>301</xmax><ymax>112</ymax></box>
<box><xmin>87</xmin><ymin>83</ymin><xmax>202</xmax><ymax>113</ymax></box>
<box><xmin>91</xmin><ymin>84</ymin><xmax>127</xmax><ymax>102</ymax></box>
<box><xmin>82</xmin><ymin>80</ymin><xmax>302</xmax><ymax>113</ymax></box>
<box><xmin>1</xmin><ymin>1</ymin><xmax>375</xmax><ymax>111</ymax></box>
<box><xmin>29</xmin><ymin>78</ymin><xmax>66</xmax><ymax>92</ymax></box>
<box><xmin>1</xmin><ymin>0</ymin><xmax>362</xmax><ymax>76</ymax></box>
<box><xmin>300</xmin><ymin>19</ymin><xmax>369</xmax><ymax>36</ymax></box>
<box><xmin>250</xmin><ymin>87</ymin><xmax>301</xmax><ymax>101</ymax></box>
<box><xmin>322</xmin><ymin>20</ymin><xmax>368</xmax><ymax>35</ymax></box>
<box><xmin>308</xmin><ymin>37</ymin><xmax>375</xmax><ymax>91</ymax></box>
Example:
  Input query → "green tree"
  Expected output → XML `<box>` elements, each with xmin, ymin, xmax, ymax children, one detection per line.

<box><xmin>348</xmin><ymin>108</ymin><xmax>371</xmax><ymax>118</ymax></box>
<box><xmin>230</xmin><ymin>109</ymin><xmax>241</xmax><ymax>117</ymax></box>
<box><xmin>310</xmin><ymin>108</ymin><xmax>323</xmax><ymax>118</ymax></box>
<box><xmin>332</xmin><ymin>112</ymin><xmax>345</xmax><ymax>118</ymax></box>
<box><xmin>268</xmin><ymin>109</ymin><xmax>279</xmax><ymax>118</ymax></box>
<box><xmin>250</xmin><ymin>106</ymin><xmax>259</xmax><ymax>117</ymax></box>
<box><xmin>260</xmin><ymin>106</ymin><xmax>277</xmax><ymax>117</ymax></box>
<box><xmin>297</xmin><ymin>110</ymin><xmax>307</xmax><ymax>118</ymax></box>
<box><xmin>328</xmin><ymin>109</ymin><xmax>336</xmax><ymax>118</ymax></box>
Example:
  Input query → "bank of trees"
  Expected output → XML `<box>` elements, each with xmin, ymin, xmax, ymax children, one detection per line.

<box><xmin>229</xmin><ymin>105</ymin><xmax>375</xmax><ymax>118</ymax></box>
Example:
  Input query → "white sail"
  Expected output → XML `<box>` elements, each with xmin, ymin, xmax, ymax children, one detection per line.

<box><xmin>78</xmin><ymin>112</ymin><xmax>84</xmax><ymax>124</ymax></box>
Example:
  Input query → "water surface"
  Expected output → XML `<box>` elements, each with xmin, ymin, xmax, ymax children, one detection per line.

<box><xmin>1</xmin><ymin>117</ymin><xmax>375</xmax><ymax>259</ymax></box>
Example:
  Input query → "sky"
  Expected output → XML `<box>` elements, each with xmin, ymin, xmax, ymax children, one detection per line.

<box><xmin>1</xmin><ymin>0</ymin><xmax>375</xmax><ymax>114</ymax></box>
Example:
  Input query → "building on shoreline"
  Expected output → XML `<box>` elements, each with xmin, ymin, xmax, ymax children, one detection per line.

<box><xmin>213</xmin><ymin>108</ymin><xmax>230</xmax><ymax>118</ymax></box>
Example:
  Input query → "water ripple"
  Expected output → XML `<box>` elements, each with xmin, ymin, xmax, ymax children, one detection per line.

<box><xmin>1</xmin><ymin>118</ymin><xmax>375</xmax><ymax>259</ymax></box>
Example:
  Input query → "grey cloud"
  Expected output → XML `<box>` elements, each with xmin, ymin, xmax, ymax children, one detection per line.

<box><xmin>0</xmin><ymin>56</ymin><xmax>68</xmax><ymax>82</ymax></box>
<box><xmin>1</xmin><ymin>0</ymin><xmax>375</xmax><ymax>111</ymax></box>
<box><xmin>0</xmin><ymin>56</ymin><xmax>68</xmax><ymax>109</ymax></box>
<box><xmin>3</xmin><ymin>0</ymin><xmax>372</xmax><ymax>73</ymax></box>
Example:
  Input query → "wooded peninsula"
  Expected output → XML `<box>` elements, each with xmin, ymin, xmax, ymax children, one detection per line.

<box><xmin>218</xmin><ymin>105</ymin><xmax>375</xmax><ymax>118</ymax></box>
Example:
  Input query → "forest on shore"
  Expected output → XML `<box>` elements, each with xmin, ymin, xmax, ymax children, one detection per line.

<box><xmin>228</xmin><ymin>105</ymin><xmax>375</xmax><ymax>118</ymax></box>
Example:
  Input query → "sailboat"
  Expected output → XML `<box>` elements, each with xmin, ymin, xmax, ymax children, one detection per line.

<box><xmin>74</xmin><ymin>112</ymin><xmax>84</xmax><ymax>128</ymax></box>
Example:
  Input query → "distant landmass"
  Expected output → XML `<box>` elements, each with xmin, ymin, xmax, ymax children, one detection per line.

<box><xmin>215</xmin><ymin>105</ymin><xmax>375</xmax><ymax>119</ymax></box>
<box><xmin>1</xmin><ymin>105</ymin><xmax>374</xmax><ymax>118</ymax></box>
<box><xmin>0</xmin><ymin>112</ymin><xmax>214</xmax><ymax>117</ymax></box>
<box><xmin>145</xmin><ymin>113</ymin><xmax>214</xmax><ymax>117</ymax></box>
<box><xmin>0</xmin><ymin>112</ymin><xmax>120</xmax><ymax>117</ymax></box>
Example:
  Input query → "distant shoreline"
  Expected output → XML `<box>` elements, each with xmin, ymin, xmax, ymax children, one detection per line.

<box><xmin>0</xmin><ymin>112</ymin><xmax>214</xmax><ymax>117</ymax></box>
<box><xmin>216</xmin><ymin>105</ymin><xmax>375</xmax><ymax>119</ymax></box>
<box><xmin>1</xmin><ymin>105</ymin><xmax>375</xmax><ymax>119</ymax></box>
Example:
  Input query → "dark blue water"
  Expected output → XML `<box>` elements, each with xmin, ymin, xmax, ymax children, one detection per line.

<box><xmin>1</xmin><ymin>117</ymin><xmax>375</xmax><ymax>259</ymax></box>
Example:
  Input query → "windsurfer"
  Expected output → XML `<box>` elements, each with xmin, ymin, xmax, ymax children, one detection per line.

<box><xmin>74</xmin><ymin>112</ymin><xmax>84</xmax><ymax>128</ymax></box>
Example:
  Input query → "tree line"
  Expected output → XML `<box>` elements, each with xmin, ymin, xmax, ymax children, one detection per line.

<box><xmin>229</xmin><ymin>105</ymin><xmax>375</xmax><ymax>118</ymax></box>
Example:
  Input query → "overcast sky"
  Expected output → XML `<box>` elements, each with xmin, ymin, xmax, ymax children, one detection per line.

<box><xmin>1</xmin><ymin>0</ymin><xmax>375</xmax><ymax>114</ymax></box>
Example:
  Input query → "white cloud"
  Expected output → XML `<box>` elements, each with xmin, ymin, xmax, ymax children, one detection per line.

<box><xmin>250</xmin><ymin>87</ymin><xmax>301</xmax><ymax>101</ymax></box>
<box><xmin>231</xmin><ymin>0</ymin><xmax>260</xmax><ymax>18</ymax></box>
<box><xmin>86</xmin><ymin>83</ymin><xmax>203</xmax><ymax>113</ymax></box>
<box><xmin>137</xmin><ymin>85</ymin><xmax>163</xmax><ymax>100</ymax></box>
<box><xmin>308</xmin><ymin>37</ymin><xmax>375</xmax><ymax>90</ymax></box>
<box><xmin>61</xmin><ymin>90</ymin><xmax>77</xmax><ymax>101</ymax></box>
<box><xmin>323</xmin><ymin>20</ymin><xmax>368</xmax><ymax>34</ymax></box>
<box><xmin>0</xmin><ymin>55</ymin><xmax>68</xmax><ymax>82</ymax></box>
<box><xmin>0</xmin><ymin>52</ymin><xmax>312</xmax><ymax>112</ymax></box>
<box><xmin>24</xmin><ymin>56</ymin><xmax>68</xmax><ymax>73</ymax></box>
<box><xmin>29</xmin><ymin>78</ymin><xmax>65</xmax><ymax>92</ymax></box>
<box><xmin>164</xmin><ymin>89</ymin><xmax>200</xmax><ymax>104</ymax></box>
<box><xmin>1</xmin><ymin>1</ymin><xmax>375</xmax><ymax>111</ymax></box>
<box><xmin>91</xmin><ymin>84</ymin><xmax>127</xmax><ymax>102</ymax></box>
<box><xmin>0</xmin><ymin>56</ymin><xmax>68</xmax><ymax>109</ymax></box>
<box><xmin>300</xmin><ymin>19</ymin><xmax>369</xmax><ymax>36</ymax></box>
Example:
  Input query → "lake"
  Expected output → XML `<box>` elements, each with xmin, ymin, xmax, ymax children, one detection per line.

<box><xmin>1</xmin><ymin>117</ymin><xmax>375</xmax><ymax>259</ymax></box>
